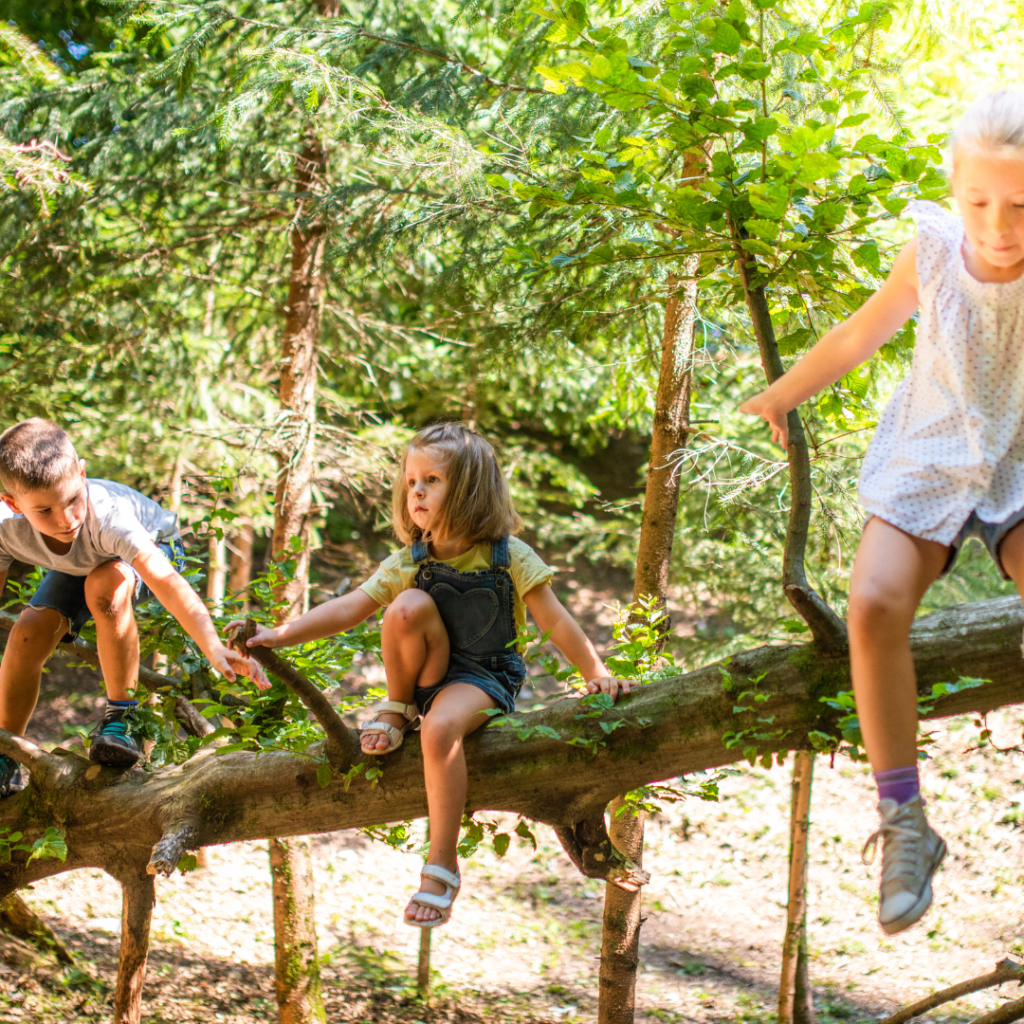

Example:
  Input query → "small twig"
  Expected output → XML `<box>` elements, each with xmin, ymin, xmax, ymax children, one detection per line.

<box><xmin>880</xmin><ymin>958</ymin><xmax>1024</xmax><ymax>1024</ymax></box>
<box><xmin>235</xmin><ymin>620</ymin><xmax>360</xmax><ymax>766</ymax></box>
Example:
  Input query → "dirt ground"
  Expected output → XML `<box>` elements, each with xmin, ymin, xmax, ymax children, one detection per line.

<box><xmin>1</xmin><ymin>647</ymin><xmax>1023</xmax><ymax>1024</ymax></box>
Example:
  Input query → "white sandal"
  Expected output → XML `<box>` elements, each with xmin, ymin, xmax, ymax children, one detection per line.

<box><xmin>406</xmin><ymin>864</ymin><xmax>461</xmax><ymax>929</ymax></box>
<box><xmin>359</xmin><ymin>701</ymin><xmax>420</xmax><ymax>755</ymax></box>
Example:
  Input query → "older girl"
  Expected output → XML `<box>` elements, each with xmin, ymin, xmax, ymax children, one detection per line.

<box><xmin>237</xmin><ymin>423</ymin><xmax>626</xmax><ymax>928</ymax></box>
<box><xmin>742</xmin><ymin>91</ymin><xmax>1024</xmax><ymax>935</ymax></box>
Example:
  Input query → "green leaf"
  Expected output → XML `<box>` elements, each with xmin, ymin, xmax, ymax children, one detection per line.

<box><xmin>492</xmin><ymin>833</ymin><xmax>511</xmax><ymax>858</ymax></box>
<box><xmin>28</xmin><ymin>827</ymin><xmax>67</xmax><ymax>864</ymax></box>
<box><xmin>316</xmin><ymin>763</ymin><xmax>331</xmax><ymax>789</ymax></box>
<box><xmin>797</xmin><ymin>152</ymin><xmax>840</xmax><ymax>183</ymax></box>
<box><xmin>712</xmin><ymin>22</ymin><xmax>742</xmax><ymax>55</ymax></box>
<box><xmin>177</xmin><ymin>854</ymin><xmax>198</xmax><ymax>873</ymax></box>
<box><xmin>515</xmin><ymin>819</ymin><xmax>538</xmax><ymax>850</ymax></box>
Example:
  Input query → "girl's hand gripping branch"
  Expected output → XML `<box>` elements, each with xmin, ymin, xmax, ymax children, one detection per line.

<box><xmin>739</xmin><ymin>239</ymin><xmax>920</xmax><ymax>448</ymax></box>
<box><xmin>523</xmin><ymin>583</ymin><xmax>631</xmax><ymax>700</ymax></box>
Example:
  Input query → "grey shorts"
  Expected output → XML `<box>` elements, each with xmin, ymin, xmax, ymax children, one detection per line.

<box><xmin>942</xmin><ymin>509</ymin><xmax>1024</xmax><ymax>581</ymax></box>
<box><xmin>28</xmin><ymin>538</ymin><xmax>185</xmax><ymax>641</ymax></box>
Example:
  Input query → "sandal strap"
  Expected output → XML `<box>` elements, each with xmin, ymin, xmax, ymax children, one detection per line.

<box><xmin>375</xmin><ymin>701</ymin><xmax>419</xmax><ymax>722</ymax></box>
<box><xmin>410</xmin><ymin>889</ymin><xmax>455</xmax><ymax>911</ymax></box>
<box><xmin>421</xmin><ymin>864</ymin><xmax>460</xmax><ymax>890</ymax></box>
<box><xmin>359</xmin><ymin>722</ymin><xmax>404</xmax><ymax>745</ymax></box>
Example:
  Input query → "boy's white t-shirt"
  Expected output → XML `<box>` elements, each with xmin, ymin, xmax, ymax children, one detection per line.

<box><xmin>859</xmin><ymin>200</ymin><xmax>1024</xmax><ymax>543</ymax></box>
<box><xmin>0</xmin><ymin>479</ymin><xmax>178</xmax><ymax>576</ymax></box>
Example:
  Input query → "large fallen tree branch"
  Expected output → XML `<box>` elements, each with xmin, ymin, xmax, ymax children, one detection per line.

<box><xmin>0</xmin><ymin>594</ymin><xmax>1017</xmax><ymax>897</ymax></box>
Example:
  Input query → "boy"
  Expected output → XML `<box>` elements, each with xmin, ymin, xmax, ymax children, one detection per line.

<box><xmin>0</xmin><ymin>418</ymin><xmax>259</xmax><ymax>794</ymax></box>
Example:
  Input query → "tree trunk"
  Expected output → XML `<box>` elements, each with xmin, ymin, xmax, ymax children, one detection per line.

<box><xmin>779</xmin><ymin>752</ymin><xmax>815</xmax><ymax>1024</ymax></box>
<box><xmin>599</xmin><ymin>798</ymin><xmax>646</xmax><ymax>1024</ymax></box>
<box><xmin>601</xmin><ymin>148</ymin><xmax>705</xmax><ymax>1024</ymax></box>
<box><xmin>208</xmin><ymin>533</ymin><xmax>227</xmax><ymax>614</ymax></box>
<box><xmin>229</xmin><ymin>522</ymin><xmax>255</xmax><ymax>607</ymax></box>
<box><xmin>270</xmin><ymin>837</ymin><xmax>326</xmax><ymax>1024</ymax></box>
<box><xmin>113</xmin><ymin>872</ymin><xmax>156</xmax><ymax>1024</ymax></box>
<box><xmin>268</xmin><ymin>98</ymin><xmax>331</xmax><ymax>1024</ymax></box>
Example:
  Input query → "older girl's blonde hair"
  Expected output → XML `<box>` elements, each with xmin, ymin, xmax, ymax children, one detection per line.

<box><xmin>392</xmin><ymin>423</ymin><xmax>522</xmax><ymax>545</ymax></box>
<box><xmin>954</xmin><ymin>91</ymin><xmax>1024</xmax><ymax>161</ymax></box>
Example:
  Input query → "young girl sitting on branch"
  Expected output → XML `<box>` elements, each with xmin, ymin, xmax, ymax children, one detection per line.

<box><xmin>742</xmin><ymin>91</ymin><xmax>1024</xmax><ymax>935</ymax></box>
<box><xmin>234</xmin><ymin>422</ymin><xmax>627</xmax><ymax>928</ymax></box>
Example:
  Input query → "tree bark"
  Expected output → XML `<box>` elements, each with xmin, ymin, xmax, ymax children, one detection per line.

<box><xmin>269</xmin><ymin>81</ymin><xmax>332</xmax><ymax>1024</ymax></box>
<box><xmin>113</xmin><ymin>871</ymin><xmax>156</xmax><ymax>1024</ymax></box>
<box><xmin>228</xmin><ymin>522</ymin><xmax>255</xmax><ymax>607</ymax></box>
<box><xmin>270</xmin><ymin>837</ymin><xmax>326</xmax><ymax>1024</ymax></box>
<box><xmin>779</xmin><ymin>752</ymin><xmax>815</xmax><ymax>1024</ymax></box>
<box><xmin>602</xmin><ymin>147</ymin><xmax>705</xmax><ymax>1024</ymax></box>
<box><xmin>598</xmin><ymin>798</ymin><xmax>646</xmax><ymax>1024</ymax></box>
<box><xmin>207</xmin><ymin>533</ymin><xmax>227</xmax><ymax>614</ymax></box>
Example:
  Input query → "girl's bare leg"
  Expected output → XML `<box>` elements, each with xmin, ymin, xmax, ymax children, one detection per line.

<box><xmin>995</xmin><ymin>520</ymin><xmax>1024</xmax><ymax>599</ymax></box>
<box><xmin>362</xmin><ymin>589</ymin><xmax>449</xmax><ymax>753</ymax></box>
<box><xmin>848</xmin><ymin>517</ymin><xmax>949</xmax><ymax>771</ymax></box>
<box><xmin>407</xmin><ymin>682</ymin><xmax>497</xmax><ymax>924</ymax></box>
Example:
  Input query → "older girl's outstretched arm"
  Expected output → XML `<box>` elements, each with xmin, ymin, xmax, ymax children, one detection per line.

<box><xmin>523</xmin><ymin>583</ymin><xmax>630</xmax><ymax>700</ymax></box>
<box><xmin>740</xmin><ymin>239</ymin><xmax>920</xmax><ymax>447</ymax></box>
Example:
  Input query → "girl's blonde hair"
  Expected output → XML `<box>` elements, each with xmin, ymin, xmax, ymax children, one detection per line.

<box><xmin>391</xmin><ymin>423</ymin><xmax>522</xmax><ymax>545</ymax></box>
<box><xmin>954</xmin><ymin>90</ymin><xmax>1024</xmax><ymax>161</ymax></box>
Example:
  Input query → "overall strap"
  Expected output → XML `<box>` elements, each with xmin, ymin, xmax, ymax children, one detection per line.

<box><xmin>491</xmin><ymin>535</ymin><xmax>511</xmax><ymax>569</ymax></box>
<box><xmin>411</xmin><ymin>539</ymin><xmax>430</xmax><ymax>563</ymax></box>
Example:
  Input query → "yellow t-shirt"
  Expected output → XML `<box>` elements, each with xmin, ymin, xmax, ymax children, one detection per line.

<box><xmin>358</xmin><ymin>536</ymin><xmax>553</xmax><ymax>634</ymax></box>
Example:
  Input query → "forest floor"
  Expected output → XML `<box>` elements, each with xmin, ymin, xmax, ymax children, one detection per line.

<box><xmin>1</xmin><ymin>572</ymin><xmax>1023</xmax><ymax>1024</ymax></box>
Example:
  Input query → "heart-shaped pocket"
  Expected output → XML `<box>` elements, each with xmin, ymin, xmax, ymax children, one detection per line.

<box><xmin>428</xmin><ymin>584</ymin><xmax>500</xmax><ymax>650</ymax></box>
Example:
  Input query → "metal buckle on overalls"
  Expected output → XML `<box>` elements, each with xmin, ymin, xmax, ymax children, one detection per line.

<box><xmin>422</xmin><ymin>568</ymin><xmax>433</xmax><ymax>579</ymax></box>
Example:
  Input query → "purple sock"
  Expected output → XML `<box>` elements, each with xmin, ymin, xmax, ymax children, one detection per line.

<box><xmin>873</xmin><ymin>765</ymin><xmax>920</xmax><ymax>807</ymax></box>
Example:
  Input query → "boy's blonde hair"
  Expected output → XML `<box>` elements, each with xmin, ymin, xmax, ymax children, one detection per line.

<box><xmin>392</xmin><ymin>423</ymin><xmax>522</xmax><ymax>545</ymax></box>
<box><xmin>0</xmin><ymin>419</ymin><xmax>80</xmax><ymax>495</ymax></box>
<box><xmin>954</xmin><ymin>91</ymin><xmax>1024</xmax><ymax>161</ymax></box>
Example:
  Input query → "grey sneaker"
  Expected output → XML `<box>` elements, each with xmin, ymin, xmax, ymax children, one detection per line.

<box><xmin>862</xmin><ymin>797</ymin><xmax>946</xmax><ymax>935</ymax></box>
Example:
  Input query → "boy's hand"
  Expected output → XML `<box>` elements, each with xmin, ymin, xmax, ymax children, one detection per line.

<box><xmin>208</xmin><ymin>642</ymin><xmax>272</xmax><ymax>691</ymax></box>
<box><xmin>585</xmin><ymin>675</ymin><xmax>631</xmax><ymax>702</ymax></box>
<box><xmin>224</xmin><ymin>620</ymin><xmax>279</xmax><ymax>649</ymax></box>
<box><xmin>739</xmin><ymin>393</ymin><xmax>790</xmax><ymax>449</ymax></box>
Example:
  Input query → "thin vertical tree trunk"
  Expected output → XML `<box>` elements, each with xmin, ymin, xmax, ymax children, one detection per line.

<box><xmin>779</xmin><ymin>752</ymin><xmax>815</xmax><ymax>1024</ymax></box>
<box><xmin>207</xmin><ymin>533</ymin><xmax>226</xmax><ymax>613</ymax></box>
<box><xmin>599</xmin><ymin>150</ymin><xmax>704</xmax><ymax>1024</ymax></box>
<box><xmin>267</xmin><ymin>53</ymin><xmax>333</xmax><ymax>1019</ymax></box>
<box><xmin>598</xmin><ymin>798</ymin><xmax>646</xmax><ymax>1024</ymax></box>
<box><xmin>112</xmin><ymin>872</ymin><xmax>156</xmax><ymax>1024</ymax></box>
<box><xmin>270</xmin><ymin>837</ymin><xmax>325</xmax><ymax>1024</ymax></box>
<box><xmin>229</xmin><ymin>522</ymin><xmax>255</xmax><ymax>607</ymax></box>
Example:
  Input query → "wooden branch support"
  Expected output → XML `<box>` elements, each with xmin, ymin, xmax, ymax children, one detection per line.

<box><xmin>880</xmin><ymin>958</ymin><xmax>1024</xmax><ymax>1024</ymax></box>
<box><xmin>553</xmin><ymin>813</ymin><xmax>651</xmax><ymax>890</ymax></box>
<box><xmin>148</xmin><ymin>822</ymin><xmax>200</xmax><ymax>877</ymax></box>
<box><xmin>970</xmin><ymin>996</ymin><xmax>1024</xmax><ymax>1024</ymax></box>
<box><xmin>113</xmin><ymin>871</ymin><xmax>156</xmax><ymax>1024</ymax></box>
<box><xmin>778</xmin><ymin>752</ymin><xmax>815</xmax><ymax>1024</ymax></box>
<box><xmin>239</xmin><ymin>619</ymin><xmax>361</xmax><ymax>765</ymax></box>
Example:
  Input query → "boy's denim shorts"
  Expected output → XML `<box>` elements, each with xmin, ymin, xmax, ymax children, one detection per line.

<box><xmin>414</xmin><ymin>651</ymin><xmax>527</xmax><ymax>716</ymax></box>
<box><xmin>28</xmin><ymin>538</ymin><xmax>186</xmax><ymax>641</ymax></box>
<box><xmin>942</xmin><ymin>508</ymin><xmax>1024</xmax><ymax>581</ymax></box>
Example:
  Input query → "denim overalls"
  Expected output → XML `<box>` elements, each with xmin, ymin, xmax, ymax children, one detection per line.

<box><xmin>410</xmin><ymin>535</ymin><xmax>527</xmax><ymax>716</ymax></box>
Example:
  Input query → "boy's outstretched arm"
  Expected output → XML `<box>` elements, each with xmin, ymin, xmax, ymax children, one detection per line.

<box><xmin>740</xmin><ymin>238</ymin><xmax>920</xmax><ymax>448</ymax></box>
<box><xmin>225</xmin><ymin>589</ymin><xmax>381</xmax><ymax>650</ymax></box>
<box><xmin>132</xmin><ymin>545</ymin><xmax>267</xmax><ymax>687</ymax></box>
<box><xmin>523</xmin><ymin>583</ymin><xmax>630</xmax><ymax>701</ymax></box>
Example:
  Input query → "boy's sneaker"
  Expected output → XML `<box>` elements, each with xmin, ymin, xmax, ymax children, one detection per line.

<box><xmin>862</xmin><ymin>797</ymin><xmax>946</xmax><ymax>935</ymax></box>
<box><xmin>0</xmin><ymin>755</ymin><xmax>23</xmax><ymax>798</ymax></box>
<box><xmin>89</xmin><ymin>704</ymin><xmax>142</xmax><ymax>768</ymax></box>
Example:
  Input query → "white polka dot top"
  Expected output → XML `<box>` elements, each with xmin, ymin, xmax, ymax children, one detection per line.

<box><xmin>859</xmin><ymin>200</ymin><xmax>1024</xmax><ymax>544</ymax></box>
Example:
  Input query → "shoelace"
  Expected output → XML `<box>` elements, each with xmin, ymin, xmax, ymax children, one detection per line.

<box><xmin>862</xmin><ymin>814</ymin><xmax>923</xmax><ymax>886</ymax></box>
